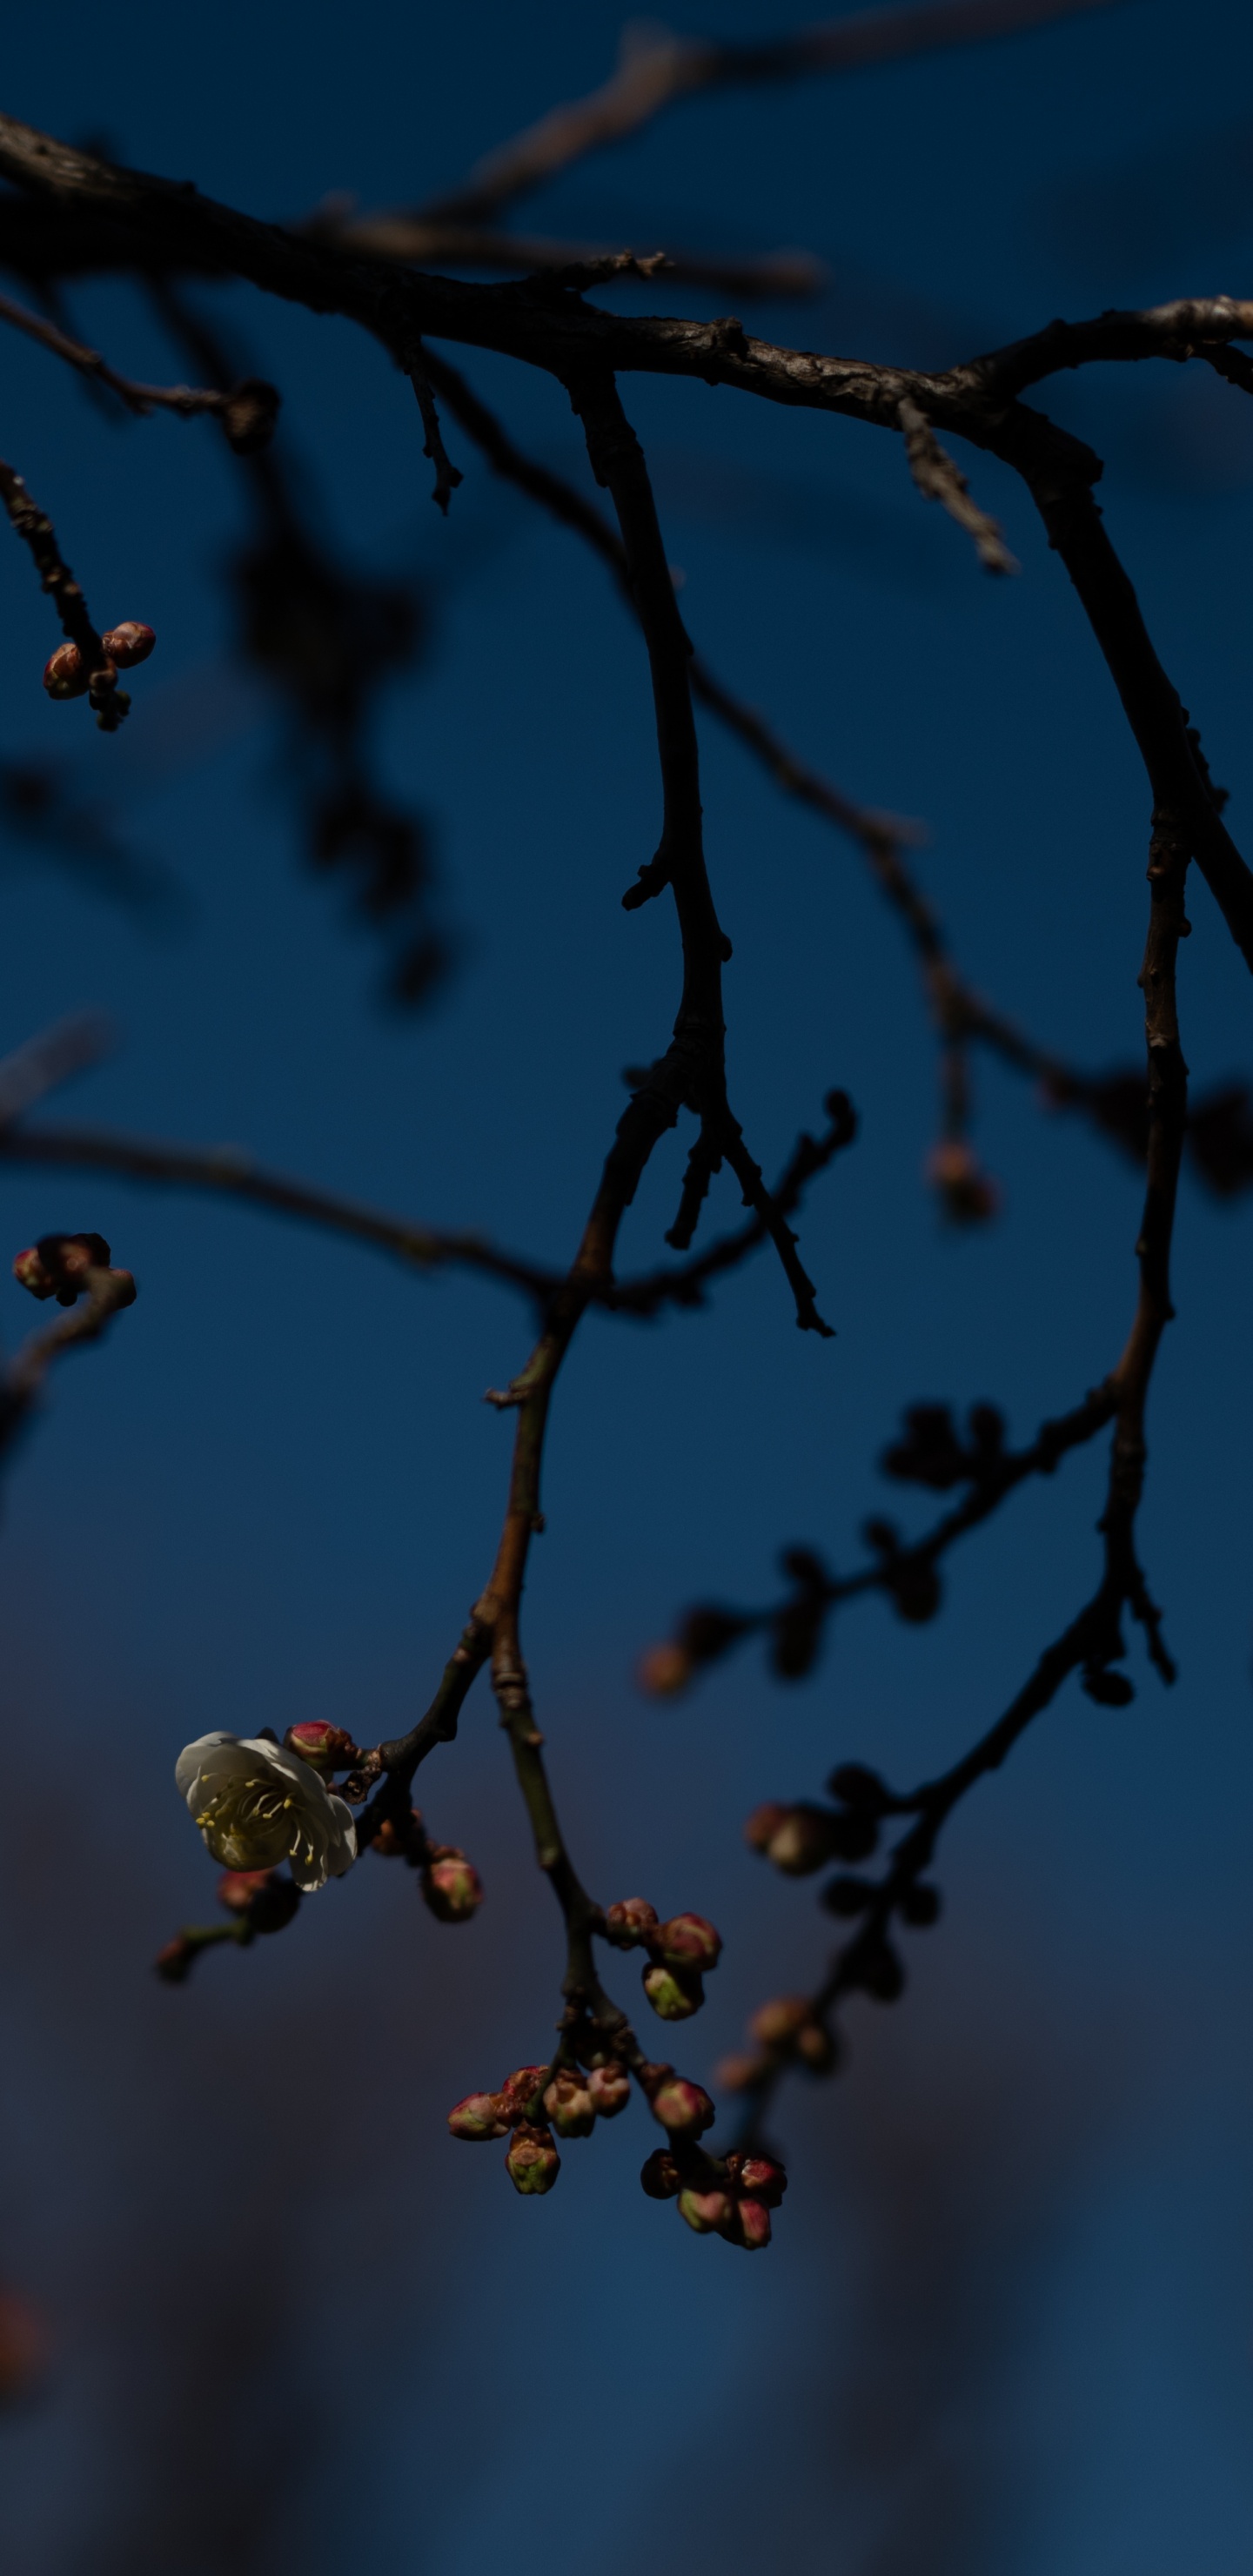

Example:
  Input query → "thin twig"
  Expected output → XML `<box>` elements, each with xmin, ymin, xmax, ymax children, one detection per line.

<box><xmin>898</xmin><ymin>397</ymin><xmax>1018</xmax><ymax>573</ymax></box>
<box><xmin>404</xmin><ymin>349</ymin><xmax>464</xmax><ymax>513</ymax></box>
<box><xmin>0</xmin><ymin>456</ymin><xmax>128</xmax><ymax>731</ymax></box>
<box><xmin>0</xmin><ymin>285</ymin><xmax>278</xmax><ymax>450</ymax></box>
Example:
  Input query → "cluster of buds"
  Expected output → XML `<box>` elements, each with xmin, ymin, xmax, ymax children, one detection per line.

<box><xmin>365</xmin><ymin>1795</ymin><xmax>484</xmax><ymax>1924</ymax></box>
<box><xmin>43</xmin><ymin>620</ymin><xmax>155</xmax><ymax>704</ymax></box>
<box><xmin>12</xmin><ymin>1231</ymin><xmax>135</xmax><ymax>1310</ymax></box>
<box><xmin>603</xmin><ymin>1897</ymin><xmax>722</xmax><ymax>2021</ymax></box>
<box><xmin>641</xmin><ymin>2134</ymin><xmax>787</xmax><ymax>2252</ymax></box>
<box><xmin>449</xmin><ymin>2018</ymin><xmax>642</xmax><ymax>2193</ymax></box>
<box><xmin>636</xmin><ymin>1605</ymin><xmax>749</xmax><ymax>1698</ymax></box>
<box><xmin>926</xmin><ymin>1137</ymin><xmax>1000</xmax><ymax>1224</ymax></box>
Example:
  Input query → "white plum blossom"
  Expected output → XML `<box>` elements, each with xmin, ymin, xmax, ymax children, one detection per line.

<box><xmin>175</xmin><ymin>1732</ymin><xmax>356</xmax><ymax>1893</ymax></box>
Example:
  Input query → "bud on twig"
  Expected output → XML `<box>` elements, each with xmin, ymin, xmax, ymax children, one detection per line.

<box><xmin>499</xmin><ymin>2065</ymin><xmax>548</xmax><ymax>2119</ymax></box>
<box><xmin>447</xmin><ymin>2092</ymin><xmax>511</xmax><ymax>2141</ymax></box>
<box><xmin>677</xmin><ymin>2186</ymin><xmax>734</xmax><ymax>2236</ymax></box>
<box><xmin>13</xmin><ymin>1232</ymin><xmax>114</xmax><ymax>1305</ymax></box>
<box><xmin>648</xmin><ymin>2076</ymin><xmax>714</xmax><ymax>2137</ymax></box>
<box><xmin>154</xmin><ymin>1934</ymin><xmax>194</xmax><ymax>1984</ymax></box>
<box><xmin>642</xmin><ymin>1961</ymin><xmax>704</xmax><ymax>2020</ymax></box>
<box><xmin>543</xmin><ymin>2069</ymin><xmax>596</xmax><ymax>2137</ymax></box>
<box><xmin>505</xmin><ymin>2123</ymin><xmax>561</xmax><ymax>2196</ymax></box>
<box><xmin>42</xmin><ymin>641</ymin><xmax>90</xmax><ymax>700</ymax></box>
<box><xmin>654</xmin><ymin>1911</ymin><xmax>721</xmax><ymax>1972</ymax></box>
<box><xmin>421</xmin><ymin>1853</ymin><xmax>484</xmax><ymax>1922</ymax></box>
<box><xmin>640</xmin><ymin>2149</ymin><xmax>681</xmax><ymax>2199</ymax></box>
<box><xmin>586</xmin><ymin>2060</ymin><xmax>631</xmax><ymax>2118</ymax></box>
<box><xmin>284</xmin><ymin>1721</ymin><xmax>358</xmax><ymax>1773</ymax></box>
<box><xmin>101</xmin><ymin>621</ymin><xmax>156</xmax><ymax>668</ymax></box>
<box><xmin>216</xmin><ymin>1868</ymin><xmax>301</xmax><ymax>1934</ymax></box>
<box><xmin>604</xmin><ymin>1897</ymin><xmax>659</xmax><ymax>1947</ymax></box>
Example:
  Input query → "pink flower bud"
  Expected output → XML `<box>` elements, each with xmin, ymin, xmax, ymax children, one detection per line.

<box><xmin>734</xmin><ymin>2197</ymin><xmax>773</xmax><ymax>2251</ymax></box>
<box><xmin>677</xmin><ymin>2187</ymin><xmax>734</xmax><ymax>2236</ymax></box>
<box><xmin>101</xmin><ymin>621</ymin><xmax>156</xmax><ymax>668</ymax></box>
<box><xmin>586</xmin><ymin>2060</ymin><xmax>631</xmax><ymax>2119</ymax></box>
<box><xmin>738</xmin><ymin>2155</ymin><xmax>787</xmax><ymax>2207</ymax></box>
<box><xmin>421</xmin><ymin>1854</ymin><xmax>484</xmax><ymax>1923</ymax></box>
<box><xmin>637</xmin><ymin>1641</ymin><xmax>693</xmax><ymax>1697</ymax></box>
<box><xmin>447</xmin><ymin>2091</ymin><xmax>510</xmax><ymax>2142</ymax></box>
<box><xmin>11</xmin><ymin>1246</ymin><xmax>51</xmax><ymax>1298</ymax></box>
<box><xmin>649</xmin><ymin>2076</ymin><xmax>714</xmax><ymax>2137</ymax></box>
<box><xmin>642</xmin><ymin>1961</ymin><xmax>704</xmax><ymax>2021</ymax></box>
<box><xmin>505</xmin><ymin>2123</ymin><xmax>561</xmax><ymax>2196</ymax></box>
<box><xmin>42</xmin><ymin>641</ymin><xmax>89</xmax><ymax>700</ymax></box>
<box><xmin>283</xmin><ymin>1721</ymin><xmax>357</xmax><ymax>1773</ymax></box>
<box><xmin>655</xmin><ymin>1911</ymin><xmax>722</xmax><ymax>1972</ymax></box>
<box><xmin>640</xmin><ymin>2148</ymin><xmax>681</xmax><ymax>2199</ymax></box>
<box><xmin>795</xmin><ymin>2019</ymin><xmax>837</xmax><ymax>2071</ymax></box>
<box><xmin>604</xmin><ymin>1897</ymin><xmax>659</xmax><ymax>1948</ymax></box>
<box><xmin>499</xmin><ymin>2065</ymin><xmax>548</xmax><ymax>2117</ymax></box>
<box><xmin>765</xmin><ymin>1805</ymin><xmax>838</xmax><ymax>1875</ymax></box>
<box><xmin>543</xmin><ymin>2069</ymin><xmax>596</xmax><ymax>2137</ymax></box>
<box><xmin>217</xmin><ymin>1868</ymin><xmax>300</xmax><ymax>1935</ymax></box>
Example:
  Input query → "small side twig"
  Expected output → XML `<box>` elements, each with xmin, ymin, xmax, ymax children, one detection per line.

<box><xmin>898</xmin><ymin>398</ymin><xmax>1018</xmax><ymax>574</ymax></box>
<box><xmin>0</xmin><ymin>458</ymin><xmax>128</xmax><ymax>729</ymax></box>
<box><xmin>404</xmin><ymin>351</ymin><xmax>464</xmax><ymax>513</ymax></box>
<box><xmin>0</xmin><ymin>286</ymin><xmax>279</xmax><ymax>451</ymax></box>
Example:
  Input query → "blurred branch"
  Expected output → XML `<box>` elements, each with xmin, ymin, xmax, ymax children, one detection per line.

<box><xmin>421</xmin><ymin>0</ymin><xmax>1125</xmax><ymax>225</ymax></box>
<box><xmin>0</xmin><ymin>285</ymin><xmax>279</xmax><ymax>450</ymax></box>
<box><xmin>313</xmin><ymin>211</ymin><xmax>828</xmax><ymax>302</ymax></box>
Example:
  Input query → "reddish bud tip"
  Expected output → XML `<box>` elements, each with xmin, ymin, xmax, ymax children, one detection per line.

<box><xmin>640</xmin><ymin>2148</ymin><xmax>681</xmax><ymax>2200</ymax></box>
<box><xmin>749</xmin><ymin>1995</ymin><xmax>812</xmax><ymax>2049</ymax></box>
<box><xmin>604</xmin><ymin>1897</ymin><xmax>659</xmax><ymax>1949</ymax></box>
<box><xmin>12</xmin><ymin>1247</ymin><xmax>52</xmax><ymax>1298</ymax></box>
<box><xmin>655</xmin><ymin>1911</ymin><xmax>722</xmax><ymax>1972</ymax></box>
<box><xmin>927</xmin><ymin>1139</ymin><xmax>1000</xmax><ymax>1224</ymax></box>
<box><xmin>649</xmin><ymin>2076</ymin><xmax>715</xmax><ymax>2138</ymax></box>
<box><xmin>642</xmin><ymin>1961</ymin><xmax>704</xmax><ymax>2022</ymax></box>
<box><xmin>421</xmin><ymin>1855</ymin><xmax>484</xmax><ymax>1924</ymax></box>
<box><xmin>216</xmin><ymin>1868</ymin><xmax>272</xmax><ymax>1914</ymax></box>
<box><xmin>677</xmin><ymin>2186</ymin><xmax>734</xmax><ymax>2237</ymax></box>
<box><xmin>101</xmin><ymin>621</ymin><xmax>156</xmax><ymax>669</ymax></box>
<box><xmin>154</xmin><ymin>1935</ymin><xmax>193</xmax><ymax>1984</ymax></box>
<box><xmin>447</xmin><ymin>2091</ymin><xmax>509</xmax><ymax>2142</ymax></box>
<box><xmin>42</xmin><ymin>641</ymin><xmax>88</xmax><ymax>700</ymax></box>
<box><xmin>586</xmin><ymin>2060</ymin><xmax>631</xmax><ymax>2119</ymax></box>
<box><xmin>739</xmin><ymin>2155</ymin><xmax>787</xmax><ymax>2207</ymax></box>
<box><xmin>216</xmin><ymin>1868</ymin><xmax>300</xmax><ymax>1935</ymax></box>
<box><xmin>505</xmin><ymin>2123</ymin><xmax>561</xmax><ymax>2196</ymax></box>
<box><xmin>637</xmin><ymin>1641</ymin><xmax>693</xmax><ymax>1697</ymax></box>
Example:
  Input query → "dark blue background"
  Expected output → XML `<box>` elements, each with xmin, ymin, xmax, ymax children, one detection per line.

<box><xmin>0</xmin><ymin>3</ymin><xmax>1250</xmax><ymax>2566</ymax></box>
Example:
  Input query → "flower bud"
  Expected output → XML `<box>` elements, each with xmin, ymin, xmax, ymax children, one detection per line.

<box><xmin>14</xmin><ymin>1231</ymin><xmax>111</xmax><ymax>1305</ymax></box>
<box><xmin>505</xmin><ymin>2123</ymin><xmax>561</xmax><ymax>2196</ymax></box>
<box><xmin>587</xmin><ymin>2060</ymin><xmax>631</xmax><ymax>2119</ymax></box>
<box><xmin>284</xmin><ymin>1720</ymin><xmax>357</xmax><ymax>1773</ymax></box>
<box><xmin>649</xmin><ymin>2076</ymin><xmax>714</xmax><ymax>2137</ymax></box>
<box><xmin>655</xmin><ymin>1911</ymin><xmax>722</xmax><ymax>1972</ymax></box>
<box><xmin>640</xmin><ymin>2148</ymin><xmax>681</xmax><ymax>2199</ymax></box>
<box><xmin>637</xmin><ymin>1641</ymin><xmax>693</xmax><ymax>1697</ymax></box>
<box><xmin>739</xmin><ymin>2155</ymin><xmax>787</xmax><ymax>2207</ymax></box>
<box><xmin>499</xmin><ymin>2065</ymin><xmax>548</xmax><ymax>2117</ymax></box>
<box><xmin>743</xmin><ymin>1800</ymin><xmax>789</xmax><ymax>1854</ymax></box>
<box><xmin>715</xmin><ymin>2050</ymin><xmax>770</xmax><ymax>2093</ymax></box>
<box><xmin>795</xmin><ymin>2020</ymin><xmax>837</xmax><ymax>2072</ymax></box>
<box><xmin>421</xmin><ymin>1855</ymin><xmax>484</xmax><ymax>1923</ymax></box>
<box><xmin>677</xmin><ymin>2187</ymin><xmax>733</xmax><ymax>2236</ymax></box>
<box><xmin>216</xmin><ymin>1868</ymin><xmax>300</xmax><ymax>1935</ymax></box>
<box><xmin>217</xmin><ymin>1868</ymin><xmax>271</xmax><ymax>1914</ymax></box>
<box><xmin>734</xmin><ymin>2197</ymin><xmax>773</xmax><ymax>2251</ymax></box>
<box><xmin>765</xmin><ymin>1804</ymin><xmax>838</xmax><ymax>1876</ymax></box>
<box><xmin>101</xmin><ymin>621</ymin><xmax>156</xmax><ymax>668</ymax></box>
<box><xmin>642</xmin><ymin>1961</ymin><xmax>703</xmax><ymax>2021</ymax></box>
<box><xmin>604</xmin><ymin>1897</ymin><xmax>659</xmax><ymax>1948</ymax></box>
<box><xmin>748</xmin><ymin>1995</ymin><xmax>811</xmax><ymax>2049</ymax></box>
<box><xmin>154</xmin><ymin>1935</ymin><xmax>193</xmax><ymax>1984</ymax></box>
<box><xmin>220</xmin><ymin>379</ymin><xmax>281</xmax><ymax>454</ymax></box>
<box><xmin>43</xmin><ymin>641</ymin><xmax>89</xmax><ymax>699</ymax></box>
<box><xmin>11</xmin><ymin>1247</ymin><xmax>50</xmax><ymax>1297</ymax></box>
<box><xmin>447</xmin><ymin>2091</ymin><xmax>509</xmax><ymax>2142</ymax></box>
<box><xmin>543</xmin><ymin>2069</ymin><xmax>596</xmax><ymax>2138</ymax></box>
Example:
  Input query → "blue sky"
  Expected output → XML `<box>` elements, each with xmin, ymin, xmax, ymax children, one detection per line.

<box><xmin>0</xmin><ymin>3</ymin><xmax>1250</xmax><ymax>2568</ymax></box>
